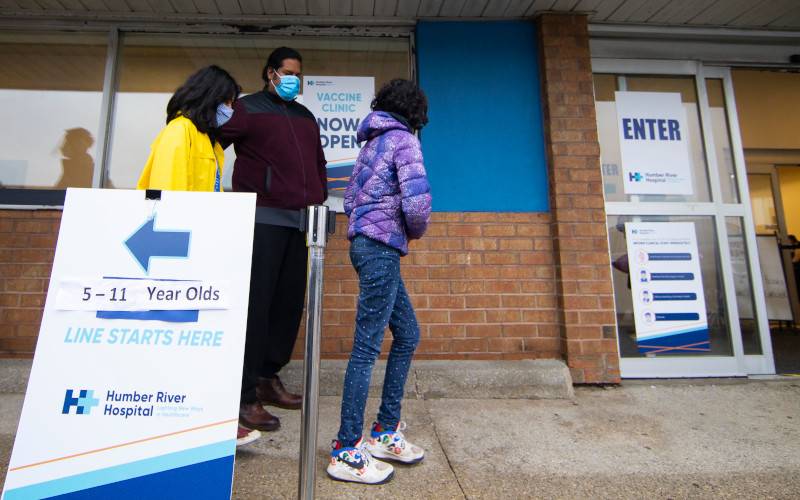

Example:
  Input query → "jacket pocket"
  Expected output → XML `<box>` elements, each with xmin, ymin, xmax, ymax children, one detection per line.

<box><xmin>189</xmin><ymin>151</ymin><xmax>217</xmax><ymax>190</ymax></box>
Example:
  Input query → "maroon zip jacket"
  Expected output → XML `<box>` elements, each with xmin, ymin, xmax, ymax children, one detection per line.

<box><xmin>219</xmin><ymin>89</ymin><xmax>327</xmax><ymax>209</ymax></box>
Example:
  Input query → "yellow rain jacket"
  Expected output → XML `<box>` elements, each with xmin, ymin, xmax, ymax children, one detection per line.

<box><xmin>137</xmin><ymin>115</ymin><xmax>224</xmax><ymax>192</ymax></box>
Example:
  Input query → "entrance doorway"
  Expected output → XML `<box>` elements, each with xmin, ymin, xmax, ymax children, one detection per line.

<box><xmin>733</xmin><ymin>68</ymin><xmax>800</xmax><ymax>374</ymax></box>
<box><xmin>593</xmin><ymin>59</ymin><xmax>775</xmax><ymax>378</ymax></box>
<box><xmin>747</xmin><ymin>161</ymin><xmax>800</xmax><ymax>373</ymax></box>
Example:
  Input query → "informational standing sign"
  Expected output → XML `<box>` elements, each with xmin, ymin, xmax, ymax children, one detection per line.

<box><xmin>3</xmin><ymin>188</ymin><xmax>255</xmax><ymax>499</ymax></box>
<box><xmin>303</xmin><ymin>76</ymin><xmax>375</xmax><ymax>212</ymax></box>
<box><xmin>756</xmin><ymin>235</ymin><xmax>794</xmax><ymax>321</ymax></box>
<box><xmin>616</xmin><ymin>91</ymin><xmax>693</xmax><ymax>195</ymax></box>
<box><xmin>625</xmin><ymin>222</ymin><xmax>710</xmax><ymax>354</ymax></box>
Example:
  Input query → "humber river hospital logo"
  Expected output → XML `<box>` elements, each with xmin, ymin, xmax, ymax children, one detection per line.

<box><xmin>629</xmin><ymin>172</ymin><xmax>644</xmax><ymax>182</ymax></box>
<box><xmin>62</xmin><ymin>389</ymin><xmax>100</xmax><ymax>415</ymax></box>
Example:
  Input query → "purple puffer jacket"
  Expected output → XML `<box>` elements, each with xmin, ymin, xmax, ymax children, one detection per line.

<box><xmin>344</xmin><ymin>111</ymin><xmax>432</xmax><ymax>255</ymax></box>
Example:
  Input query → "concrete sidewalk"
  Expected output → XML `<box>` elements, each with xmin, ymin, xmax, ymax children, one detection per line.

<box><xmin>2</xmin><ymin>378</ymin><xmax>800</xmax><ymax>498</ymax></box>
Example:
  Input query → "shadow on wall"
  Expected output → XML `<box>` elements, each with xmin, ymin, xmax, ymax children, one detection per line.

<box><xmin>56</xmin><ymin>127</ymin><xmax>95</xmax><ymax>189</ymax></box>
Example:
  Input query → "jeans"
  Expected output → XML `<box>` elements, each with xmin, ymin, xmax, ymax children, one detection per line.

<box><xmin>336</xmin><ymin>235</ymin><xmax>420</xmax><ymax>447</ymax></box>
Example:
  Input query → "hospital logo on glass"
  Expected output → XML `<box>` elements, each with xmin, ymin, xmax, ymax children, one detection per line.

<box><xmin>629</xmin><ymin>172</ymin><xmax>644</xmax><ymax>182</ymax></box>
<box><xmin>62</xmin><ymin>389</ymin><xmax>100</xmax><ymax>415</ymax></box>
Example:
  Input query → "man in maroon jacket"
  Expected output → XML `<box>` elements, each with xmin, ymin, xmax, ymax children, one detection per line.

<box><xmin>220</xmin><ymin>47</ymin><xmax>327</xmax><ymax>433</ymax></box>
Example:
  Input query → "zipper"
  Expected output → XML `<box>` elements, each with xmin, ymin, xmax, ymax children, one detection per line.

<box><xmin>281</xmin><ymin>102</ymin><xmax>308</xmax><ymax>207</ymax></box>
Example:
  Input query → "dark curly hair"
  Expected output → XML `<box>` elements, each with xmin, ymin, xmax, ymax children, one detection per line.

<box><xmin>371</xmin><ymin>79</ymin><xmax>428</xmax><ymax>130</ymax></box>
<box><xmin>166</xmin><ymin>65</ymin><xmax>241</xmax><ymax>141</ymax></box>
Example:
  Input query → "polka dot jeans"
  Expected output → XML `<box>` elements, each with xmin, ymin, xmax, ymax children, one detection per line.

<box><xmin>336</xmin><ymin>235</ymin><xmax>420</xmax><ymax>447</ymax></box>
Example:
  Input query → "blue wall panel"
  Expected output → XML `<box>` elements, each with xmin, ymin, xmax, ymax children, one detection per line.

<box><xmin>417</xmin><ymin>21</ymin><xmax>549</xmax><ymax>212</ymax></box>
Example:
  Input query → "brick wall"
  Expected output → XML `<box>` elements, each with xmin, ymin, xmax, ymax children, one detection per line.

<box><xmin>1</xmin><ymin>210</ymin><xmax>561</xmax><ymax>363</ymax></box>
<box><xmin>0</xmin><ymin>210</ymin><xmax>59</xmax><ymax>356</ymax></box>
<box><xmin>294</xmin><ymin>212</ymin><xmax>560</xmax><ymax>361</ymax></box>
<box><xmin>537</xmin><ymin>13</ymin><xmax>620</xmax><ymax>383</ymax></box>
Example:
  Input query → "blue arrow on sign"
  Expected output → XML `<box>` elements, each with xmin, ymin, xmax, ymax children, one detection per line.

<box><xmin>124</xmin><ymin>217</ymin><xmax>190</xmax><ymax>273</ymax></box>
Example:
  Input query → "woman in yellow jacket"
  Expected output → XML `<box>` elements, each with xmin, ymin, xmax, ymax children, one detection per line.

<box><xmin>137</xmin><ymin>66</ymin><xmax>260</xmax><ymax>447</ymax></box>
<box><xmin>138</xmin><ymin>65</ymin><xmax>240</xmax><ymax>192</ymax></box>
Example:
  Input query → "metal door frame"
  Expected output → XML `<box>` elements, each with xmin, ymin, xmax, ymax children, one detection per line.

<box><xmin>593</xmin><ymin>58</ymin><xmax>775</xmax><ymax>378</ymax></box>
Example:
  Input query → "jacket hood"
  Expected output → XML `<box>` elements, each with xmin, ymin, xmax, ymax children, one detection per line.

<box><xmin>357</xmin><ymin>111</ymin><xmax>410</xmax><ymax>143</ymax></box>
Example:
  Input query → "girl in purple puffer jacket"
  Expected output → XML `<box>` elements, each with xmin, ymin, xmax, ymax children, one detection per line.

<box><xmin>327</xmin><ymin>79</ymin><xmax>432</xmax><ymax>485</ymax></box>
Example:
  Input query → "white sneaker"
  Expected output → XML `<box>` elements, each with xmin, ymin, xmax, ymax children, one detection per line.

<box><xmin>365</xmin><ymin>421</ymin><xmax>425</xmax><ymax>464</ymax></box>
<box><xmin>236</xmin><ymin>425</ymin><xmax>261</xmax><ymax>447</ymax></box>
<box><xmin>327</xmin><ymin>438</ymin><xmax>394</xmax><ymax>484</ymax></box>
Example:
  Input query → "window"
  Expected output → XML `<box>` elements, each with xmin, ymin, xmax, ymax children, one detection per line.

<box><xmin>0</xmin><ymin>32</ymin><xmax>107</xmax><ymax>200</ymax></box>
<box><xmin>106</xmin><ymin>34</ymin><xmax>411</xmax><ymax>190</ymax></box>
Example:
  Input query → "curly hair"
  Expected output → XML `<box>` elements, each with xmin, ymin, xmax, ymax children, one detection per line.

<box><xmin>371</xmin><ymin>79</ymin><xmax>428</xmax><ymax>130</ymax></box>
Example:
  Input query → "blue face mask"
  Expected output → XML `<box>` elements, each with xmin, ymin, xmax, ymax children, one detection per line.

<box><xmin>271</xmin><ymin>72</ymin><xmax>300</xmax><ymax>101</ymax></box>
<box><xmin>216</xmin><ymin>103</ymin><xmax>233</xmax><ymax>127</ymax></box>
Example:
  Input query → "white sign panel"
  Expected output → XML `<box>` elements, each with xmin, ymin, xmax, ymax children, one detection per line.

<box><xmin>3</xmin><ymin>188</ymin><xmax>255</xmax><ymax>500</ymax></box>
<box><xmin>303</xmin><ymin>76</ymin><xmax>374</xmax><ymax>211</ymax></box>
<box><xmin>756</xmin><ymin>235</ymin><xmax>794</xmax><ymax>321</ymax></box>
<box><xmin>625</xmin><ymin>222</ymin><xmax>709</xmax><ymax>355</ymax></box>
<box><xmin>616</xmin><ymin>91</ymin><xmax>693</xmax><ymax>195</ymax></box>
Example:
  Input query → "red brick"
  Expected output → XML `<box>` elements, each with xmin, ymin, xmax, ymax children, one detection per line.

<box><xmin>416</xmin><ymin>310</ymin><xmax>450</xmax><ymax>324</ymax></box>
<box><xmin>447</xmin><ymin>252</ymin><xmax>483</xmax><ymax>265</ymax></box>
<box><xmin>451</xmin><ymin>338</ymin><xmax>487</xmax><ymax>353</ymax></box>
<box><xmin>428</xmin><ymin>267</ymin><xmax>465</xmax><ymax>279</ymax></box>
<box><xmin>465</xmin><ymin>295</ymin><xmax>501</xmax><ymax>308</ymax></box>
<box><xmin>0</xmin><ymin>293</ymin><xmax>20</xmax><ymax>307</ymax></box>
<box><xmin>429</xmin><ymin>324</ymin><xmax>466</xmax><ymax>338</ymax></box>
<box><xmin>412</xmin><ymin>252</ymin><xmax>447</xmax><ymax>265</ymax></box>
<box><xmin>2</xmin><ymin>308</ymin><xmax>42</xmax><ymax>323</ymax></box>
<box><xmin>447</xmin><ymin>225</ymin><xmax>482</xmax><ymax>237</ymax></box>
<box><xmin>485</xmin><ymin>280</ymin><xmax>521</xmax><ymax>293</ymax></box>
<box><xmin>483</xmin><ymin>225</ymin><xmax>516</xmax><ymax>237</ymax></box>
<box><xmin>450</xmin><ymin>310</ymin><xmax>486</xmax><ymax>323</ymax></box>
<box><xmin>500</xmin><ymin>295</ymin><xmax>538</xmax><ymax>308</ymax></box>
<box><xmin>486</xmin><ymin>310</ymin><xmax>522</xmax><ymax>323</ymax></box>
<box><xmin>498</xmin><ymin>239</ymin><xmax>534</xmax><ymax>251</ymax></box>
<box><xmin>489</xmin><ymin>338</ymin><xmax>523</xmax><ymax>352</ymax></box>
<box><xmin>19</xmin><ymin>294</ymin><xmax>46</xmax><ymax>308</ymax></box>
<box><xmin>483</xmin><ymin>253</ymin><xmax>519</xmax><ymax>265</ymax></box>
<box><xmin>464</xmin><ymin>238</ymin><xmax>498</xmax><ymax>251</ymax></box>
<box><xmin>0</xmin><ymin>233</ymin><xmax>30</xmax><ymax>248</ymax></box>
<box><xmin>466</xmin><ymin>324</ymin><xmax>503</xmax><ymax>338</ymax></box>
<box><xmin>450</xmin><ymin>281</ymin><xmax>485</xmax><ymax>294</ymax></box>
<box><xmin>429</xmin><ymin>296</ymin><xmax>465</xmax><ymax>309</ymax></box>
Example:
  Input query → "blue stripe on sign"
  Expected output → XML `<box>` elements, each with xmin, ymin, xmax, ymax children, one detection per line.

<box><xmin>96</xmin><ymin>310</ymin><xmax>199</xmax><ymax>322</ymax></box>
<box><xmin>4</xmin><ymin>440</ymin><xmax>235</xmax><ymax>500</ymax></box>
<box><xmin>651</xmin><ymin>273</ymin><xmax>694</xmax><ymax>281</ymax></box>
<box><xmin>653</xmin><ymin>293</ymin><xmax>697</xmax><ymax>301</ymax></box>
<box><xmin>638</xmin><ymin>327</ymin><xmax>710</xmax><ymax>354</ymax></box>
<box><xmin>51</xmin><ymin>456</ymin><xmax>234</xmax><ymax>500</ymax></box>
<box><xmin>656</xmin><ymin>313</ymin><xmax>701</xmax><ymax>321</ymax></box>
<box><xmin>648</xmin><ymin>253</ymin><xmax>691</xmax><ymax>261</ymax></box>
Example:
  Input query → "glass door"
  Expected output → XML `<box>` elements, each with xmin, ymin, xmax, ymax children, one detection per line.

<box><xmin>592</xmin><ymin>59</ymin><xmax>775</xmax><ymax>377</ymax></box>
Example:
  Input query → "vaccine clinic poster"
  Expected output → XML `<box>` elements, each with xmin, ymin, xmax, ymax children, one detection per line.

<box><xmin>303</xmin><ymin>76</ymin><xmax>374</xmax><ymax>212</ymax></box>
<box><xmin>615</xmin><ymin>91</ymin><xmax>693</xmax><ymax>195</ymax></box>
<box><xmin>625</xmin><ymin>222</ymin><xmax>710</xmax><ymax>355</ymax></box>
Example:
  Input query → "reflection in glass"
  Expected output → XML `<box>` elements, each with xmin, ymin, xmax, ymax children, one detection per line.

<box><xmin>726</xmin><ymin>217</ymin><xmax>762</xmax><ymax>354</ymax></box>
<box><xmin>607</xmin><ymin>215</ymin><xmax>733</xmax><ymax>358</ymax></box>
<box><xmin>0</xmin><ymin>32</ymin><xmax>106</xmax><ymax>189</ymax></box>
<box><xmin>107</xmin><ymin>34</ymin><xmax>411</xmax><ymax>189</ymax></box>
<box><xmin>747</xmin><ymin>174</ymin><xmax>778</xmax><ymax>235</ymax></box>
<box><xmin>706</xmin><ymin>79</ymin><xmax>740</xmax><ymax>204</ymax></box>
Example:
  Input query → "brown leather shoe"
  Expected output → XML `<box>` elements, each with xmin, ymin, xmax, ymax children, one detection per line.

<box><xmin>239</xmin><ymin>402</ymin><xmax>280</xmax><ymax>432</ymax></box>
<box><xmin>257</xmin><ymin>375</ymin><xmax>303</xmax><ymax>410</ymax></box>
